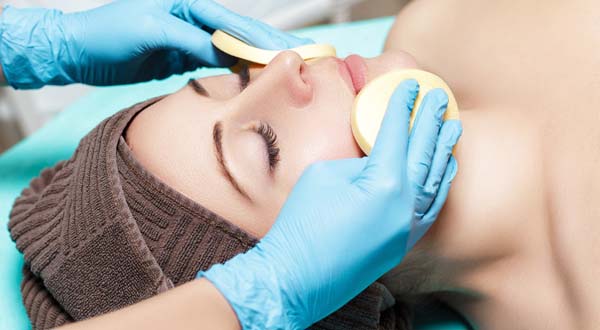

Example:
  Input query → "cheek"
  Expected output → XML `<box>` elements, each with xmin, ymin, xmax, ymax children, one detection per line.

<box><xmin>278</xmin><ymin>115</ymin><xmax>364</xmax><ymax>191</ymax></box>
<box><xmin>304</xmin><ymin>80</ymin><xmax>363</xmax><ymax>159</ymax></box>
<box><xmin>271</xmin><ymin>77</ymin><xmax>362</xmax><ymax>192</ymax></box>
<box><xmin>256</xmin><ymin>121</ymin><xmax>363</xmax><ymax>237</ymax></box>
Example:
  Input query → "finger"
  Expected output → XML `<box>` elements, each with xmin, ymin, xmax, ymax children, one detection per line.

<box><xmin>359</xmin><ymin>80</ymin><xmax>419</xmax><ymax>186</ymax></box>
<box><xmin>160</xmin><ymin>14</ymin><xmax>237</xmax><ymax>67</ymax></box>
<box><xmin>133</xmin><ymin>50</ymin><xmax>190</xmax><ymax>81</ymax></box>
<box><xmin>184</xmin><ymin>0</ymin><xmax>312</xmax><ymax>49</ymax></box>
<box><xmin>137</xmin><ymin>50</ymin><xmax>214</xmax><ymax>80</ymax></box>
<box><xmin>422</xmin><ymin>120</ymin><xmax>462</xmax><ymax>198</ymax></box>
<box><xmin>406</xmin><ymin>155</ymin><xmax>458</xmax><ymax>249</ymax></box>
<box><xmin>422</xmin><ymin>155</ymin><xmax>458</xmax><ymax>223</ymax></box>
<box><xmin>407</xmin><ymin>88</ymin><xmax>449</xmax><ymax>187</ymax></box>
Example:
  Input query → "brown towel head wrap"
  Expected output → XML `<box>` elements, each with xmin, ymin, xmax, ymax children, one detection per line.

<box><xmin>8</xmin><ymin>98</ymin><xmax>401</xmax><ymax>330</ymax></box>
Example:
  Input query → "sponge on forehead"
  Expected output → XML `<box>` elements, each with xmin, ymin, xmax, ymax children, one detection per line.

<box><xmin>211</xmin><ymin>30</ymin><xmax>337</xmax><ymax>65</ymax></box>
<box><xmin>351</xmin><ymin>69</ymin><xmax>460</xmax><ymax>155</ymax></box>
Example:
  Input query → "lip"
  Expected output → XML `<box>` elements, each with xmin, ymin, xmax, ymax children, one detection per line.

<box><xmin>334</xmin><ymin>58</ymin><xmax>357</xmax><ymax>95</ymax></box>
<box><xmin>344</xmin><ymin>55</ymin><xmax>367</xmax><ymax>93</ymax></box>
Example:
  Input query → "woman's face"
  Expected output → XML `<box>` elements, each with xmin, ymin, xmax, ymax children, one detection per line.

<box><xmin>126</xmin><ymin>50</ymin><xmax>417</xmax><ymax>237</ymax></box>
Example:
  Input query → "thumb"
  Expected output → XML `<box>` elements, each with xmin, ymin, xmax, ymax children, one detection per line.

<box><xmin>358</xmin><ymin>80</ymin><xmax>419</xmax><ymax>188</ymax></box>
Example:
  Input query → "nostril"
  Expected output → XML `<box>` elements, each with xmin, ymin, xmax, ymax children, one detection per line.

<box><xmin>286</xmin><ymin>60</ymin><xmax>313</xmax><ymax>107</ymax></box>
<box><xmin>299</xmin><ymin>62</ymin><xmax>308</xmax><ymax>83</ymax></box>
<box><xmin>261</xmin><ymin>51</ymin><xmax>314</xmax><ymax>106</ymax></box>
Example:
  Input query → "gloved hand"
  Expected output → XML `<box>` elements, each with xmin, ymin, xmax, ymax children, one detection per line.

<box><xmin>0</xmin><ymin>0</ymin><xmax>311</xmax><ymax>89</ymax></box>
<box><xmin>200</xmin><ymin>81</ymin><xmax>463</xmax><ymax>330</ymax></box>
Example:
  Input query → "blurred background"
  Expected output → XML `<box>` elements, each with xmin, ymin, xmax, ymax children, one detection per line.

<box><xmin>0</xmin><ymin>0</ymin><xmax>407</xmax><ymax>153</ymax></box>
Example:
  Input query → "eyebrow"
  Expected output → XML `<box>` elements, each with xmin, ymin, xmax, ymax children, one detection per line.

<box><xmin>212</xmin><ymin>121</ymin><xmax>252</xmax><ymax>202</ymax></box>
<box><xmin>238</xmin><ymin>64</ymin><xmax>250</xmax><ymax>91</ymax></box>
<box><xmin>188</xmin><ymin>79</ymin><xmax>209</xmax><ymax>97</ymax></box>
<box><xmin>187</xmin><ymin>65</ymin><xmax>250</xmax><ymax>98</ymax></box>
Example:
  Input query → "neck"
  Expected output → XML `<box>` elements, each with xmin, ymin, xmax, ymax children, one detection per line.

<box><xmin>380</xmin><ymin>234</ymin><xmax>518</xmax><ymax>299</ymax></box>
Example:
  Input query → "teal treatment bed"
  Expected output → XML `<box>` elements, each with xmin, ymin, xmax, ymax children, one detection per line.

<box><xmin>0</xmin><ymin>17</ymin><xmax>471</xmax><ymax>329</ymax></box>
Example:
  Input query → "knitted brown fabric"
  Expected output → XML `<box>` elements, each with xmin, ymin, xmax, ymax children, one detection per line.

<box><xmin>8</xmin><ymin>97</ymin><xmax>402</xmax><ymax>330</ymax></box>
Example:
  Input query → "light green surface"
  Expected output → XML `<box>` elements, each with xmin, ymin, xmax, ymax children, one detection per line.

<box><xmin>0</xmin><ymin>17</ymin><xmax>470</xmax><ymax>330</ymax></box>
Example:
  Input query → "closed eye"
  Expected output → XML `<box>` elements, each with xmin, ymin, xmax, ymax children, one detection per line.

<box><xmin>254</xmin><ymin>121</ymin><xmax>280</xmax><ymax>172</ymax></box>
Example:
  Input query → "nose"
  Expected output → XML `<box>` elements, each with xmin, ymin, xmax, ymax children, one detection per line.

<box><xmin>258</xmin><ymin>51</ymin><xmax>314</xmax><ymax>107</ymax></box>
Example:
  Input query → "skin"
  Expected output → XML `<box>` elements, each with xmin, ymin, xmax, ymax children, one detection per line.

<box><xmin>381</xmin><ymin>0</ymin><xmax>600</xmax><ymax>329</ymax></box>
<box><xmin>59</xmin><ymin>278</ymin><xmax>241</xmax><ymax>330</ymax></box>
<box><xmin>128</xmin><ymin>1</ymin><xmax>600</xmax><ymax>329</ymax></box>
<box><xmin>60</xmin><ymin>38</ymin><xmax>421</xmax><ymax>330</ymax></box>
<box><xmin>125</xmin><ymin>50</ymin><xmax>417</xmax><ymax>237</ymax></box>
<box><xmin>61</xmin><ymin>0</ymin><xmax>600</xmax><ymax>329</ymax></box>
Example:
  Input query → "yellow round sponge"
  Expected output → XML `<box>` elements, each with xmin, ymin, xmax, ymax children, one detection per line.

<box><xmin>351</xmin><ymin>69</ymin><xmax>460</xmax><ymax>155</ymax></box>
<box><xmin>211</xmin><ymin>30</ymin><xmax>337</xmax><ymax>65</ymax></box>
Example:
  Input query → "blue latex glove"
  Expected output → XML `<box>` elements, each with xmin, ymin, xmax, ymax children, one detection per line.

<box><xmin>0</xmin><ymin>0</ymin><xmax>311</xmax><ymax>89</ymax></box>
<box><xmin>200</xmin><ymin>81</ymin><xmax>463</xmax><ymax>330</ymax></box>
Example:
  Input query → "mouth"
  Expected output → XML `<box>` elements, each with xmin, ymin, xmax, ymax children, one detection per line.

<box><xmin>334</xmin><ymin>55</ymin><xmax>367</xmax><ymax>95</ymax></box>
<box><xmin>344</xmin><ymin>55</ymin><xmax>367</xmax><ymax>93</ymax></box>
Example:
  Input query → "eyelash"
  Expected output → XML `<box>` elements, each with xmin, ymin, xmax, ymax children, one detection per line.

<box><xmin>255</xmin><ymin>121</ymin><xmax>280</xmax><ymax>172</ymax></box>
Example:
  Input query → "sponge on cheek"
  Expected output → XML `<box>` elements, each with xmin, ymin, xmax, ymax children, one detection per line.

<box><xmin>211</xmin><ymin>30</ymin><xmax>337</xmax><ymax>65</ymax></box>
<box><xmin>351</xmin><ymin>69</ymin><xmax>460</xmax><ymax>155</ymax></box>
